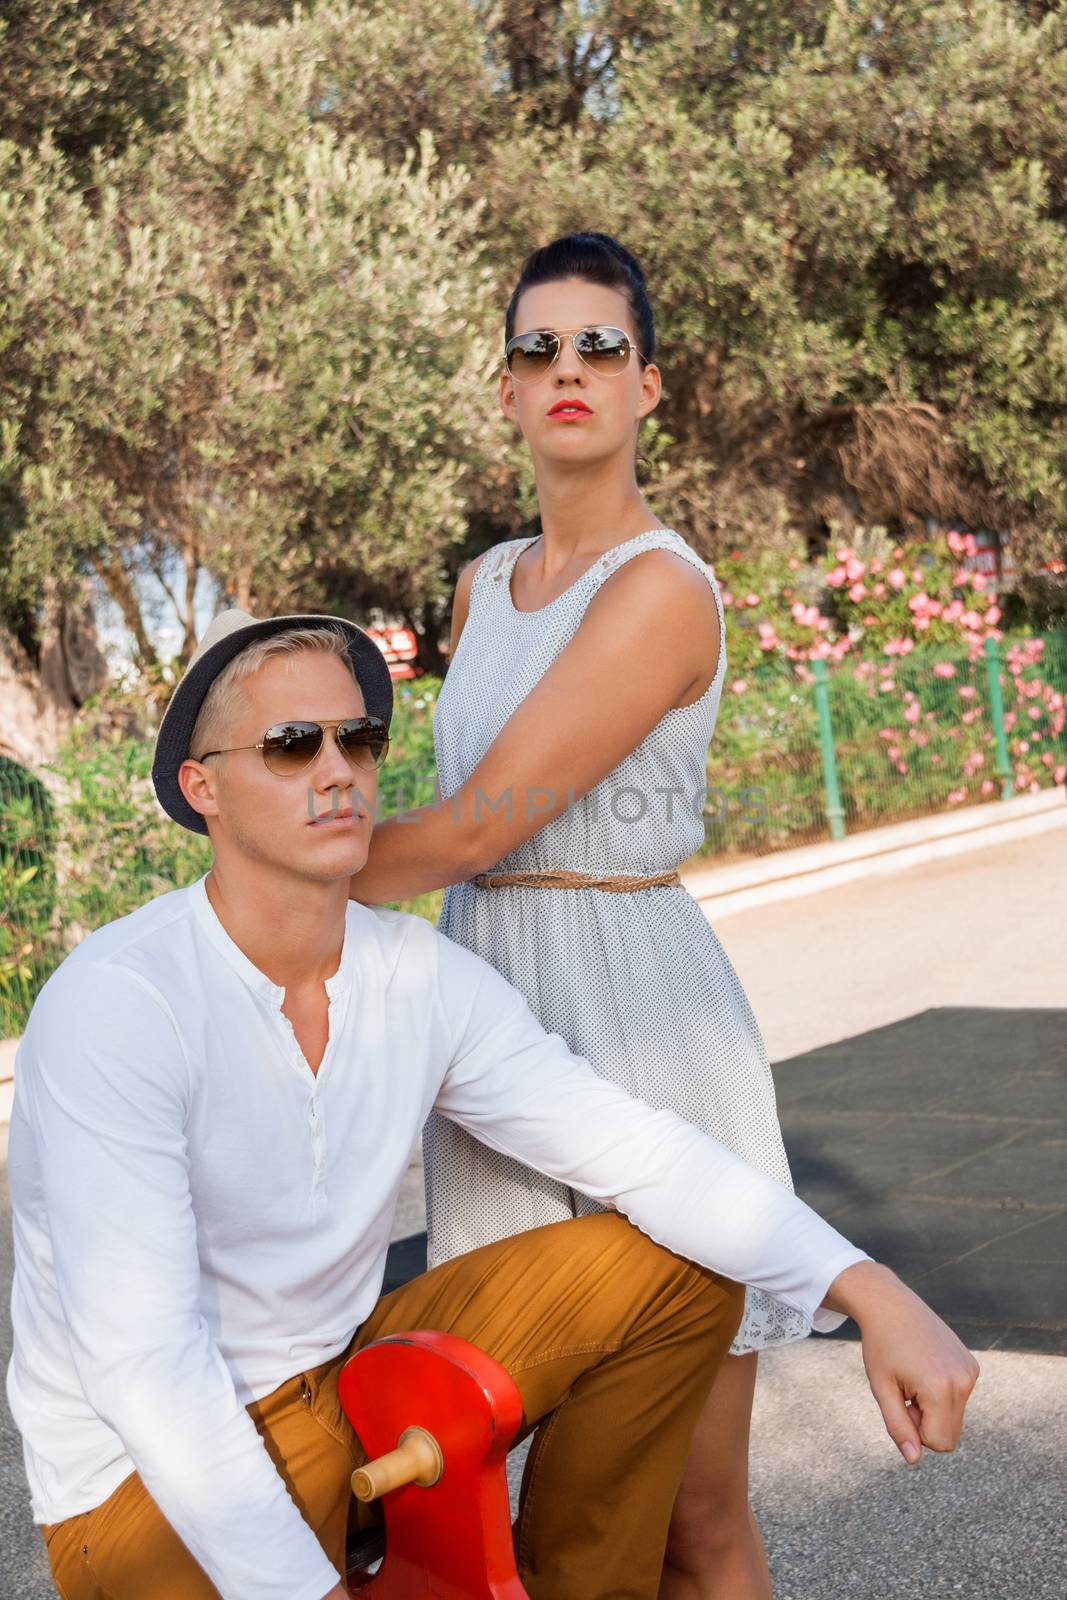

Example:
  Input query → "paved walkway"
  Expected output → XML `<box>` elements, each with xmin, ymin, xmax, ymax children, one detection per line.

<box><xmin>3</xmin><ymin>830</ymin><xmax>1065</xmax><ymax>1596</ymax></box>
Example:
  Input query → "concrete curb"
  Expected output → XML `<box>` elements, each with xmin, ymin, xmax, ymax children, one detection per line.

<box><xmin>682</xmin><ymin>786</ymin><xmax>1067</xmax><ymax>921</ymax></box>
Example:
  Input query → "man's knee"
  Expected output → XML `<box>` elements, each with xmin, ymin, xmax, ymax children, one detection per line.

<box><xmin>549</xmin><ymin>1213</ymin><xmax>746</xmax><ymax>1344</ymax></box>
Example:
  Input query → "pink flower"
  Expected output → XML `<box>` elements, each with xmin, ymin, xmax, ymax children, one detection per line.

<box><xmin>904</xmin><ymin>702</ymin><xmax>921</xmax><ymax>724</ymax></box>
<box><xmin>962</xmin><ymin>709</ymin><xmax>979</xmax><ymax>724</ymax></box>
<box><xmin>845</xmin><ymin>556</ymin><xmax>865</xmax><ymax>580</ymax></box>
<box><xmin>731</xmin><ymin>679</ymin><xmax>748</xmax><ymax>695</ymax></box>
<box><xmin>721</xmin><ymin>590</ymin><xmax>734</xmax><ymax>607</ymax></box>
<box><xmin>879</xmin><ymin>729</ymin><xmax>896</xmax><ymax>740</ymax></box>
<box><xmin>879</xmin><ymin>680</ymin><xmax>896</xmax><ymax>693</ymax></box>
<box><xmin>788</xmin><ymin>557</ymin><xmax>799</xmax><ymax>569</ymax></box>
<box><xmin>1004</xmin><ymin>712</ymin><xmax>1017</xmax><ymax>730</ymax></box>
<box><xmin>745</xmin><ymin>593</ymin><xmax>760</xmax><ymax>606</ymax></box>
<box><xmin>870</xmin><ymin>557</ymin><xmax>884</xmax><ymax>573</ymax></box>
<box><xmin>985</xmin><ymin>605</ymin><xmax>1001</xmax><ymax>624</ymax></box>
<box><xmin>947</xmin><ymin>530</ymin><xmax>966</xmax><ymax>553</ymax></box>
<box><xmin>1056</xmin><ymin>765</ymin><xmax>1067</xmax><ymax>784</ymax></box>
<box><xmin>849</xmin><ymin>582</ymin><xmax>867</xmax><ymax>602</ymax></box>
<box><xmin>958</xmin><ymin>685</ymin><xmax>977</xmax><ymax>699</ymax></box>
<box><xmin>947</xmin><ymin>787</ymin><xmax>967</xmax><ymax>804</ymax></box>
<box><xmin>981</xmin><ymin>779</ymin><xmax>995</xmax><ymax>794</ymax></box>
<box><xmin>972</xmin><ymin>572</ymin><xmax>987</xmax><ymax>590</ymax></box>
<box><xmin>895</xmin><ymin>759</ymin><xmax>908</xmax><ymax>774</ymax></box>
<box><xmin>912</xmin><ymin>569</ymin><xmax>925</xmax><ymax>584</ymax></box>
<box><xmin>933</xmin><ymin>662</ymin><xmax>956</xmax><ymax>678</ymax></box>
<box><xmin>827</xmin><ymin>566</ymin><xmax>847</xmax><ymax>589</ymax></box>
<box><xmin>836</xmin><ymin>546</ymin><xmax>851</xmax><ymax>562</ymax></box>
<box><xmin>887</xmin><ymin>568</ymin><xmax>906</xmax><ymax>590</ymax></box>
<box><xmin>873</xmin><ymin>582</ymin><xmax>886</xmax><ymax>597</ymax></box>
<box><xmin>1028</xmin><ymin>706</ymin><xmax>1041</xmax><ymax>720</ymax></box>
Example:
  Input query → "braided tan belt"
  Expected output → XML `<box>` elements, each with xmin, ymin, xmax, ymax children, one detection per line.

<box><xmin>471</xmin><ymin>869</ymin><xmax>682</xmax><ymax>892</ymax></box>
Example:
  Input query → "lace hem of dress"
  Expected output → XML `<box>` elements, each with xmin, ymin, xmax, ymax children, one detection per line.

<box><xmin>730</xmin><ymin>1288</ymin><xmax>813</xmax><ymax>1356</ymax></box>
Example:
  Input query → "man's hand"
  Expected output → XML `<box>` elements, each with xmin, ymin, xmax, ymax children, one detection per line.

<box><xmin>823</xmin><ymin>1260</ymin><xmax>980</xmax><ymax>1466</ymax></box>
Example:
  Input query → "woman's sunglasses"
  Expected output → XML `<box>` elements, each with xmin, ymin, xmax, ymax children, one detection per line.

<box><xmin>196</xmin><ymin>717</ymin><xmax>390</xmax><ymax>777</ymax></box>
<box><xmin>504</xmin><ymin>324</ymin><xmax>648</xmax><ymax>383</ymax></box>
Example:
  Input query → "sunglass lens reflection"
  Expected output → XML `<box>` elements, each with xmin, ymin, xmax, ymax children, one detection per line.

<box><xmin>262</xmin><ymin>722</ymin><xmax>323</xmax><ymax>774</ymax></box>
<box><xmin>508</xmin><ymin>330</ymin><xmax>560</xmax><ymax>377</ymax></box>
<box><xmin>575</xmin><ymin>327</ymin><xmax>631</xmax><ymax>369</ymax></box>
<box><xmin>338</xmin><ymin>721</ymin><xmax>389</xmax><ymax>769</ymax></box>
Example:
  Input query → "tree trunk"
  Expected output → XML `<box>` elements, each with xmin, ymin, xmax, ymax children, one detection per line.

<box><xmin>89</xmin><ymin>553</ymin><xmax>159</xmax><ymax>672</ymax></box>
<box><xmin>404</xmin><ymin>603</ymin><xmax>448</xmax><ymax>677</ymax></box>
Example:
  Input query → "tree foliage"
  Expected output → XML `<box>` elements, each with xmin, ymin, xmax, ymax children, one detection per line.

<box><xmin>3</xmin><ymin>1</ymin><xmax>1067</xmax><ymax>680</ymax></box>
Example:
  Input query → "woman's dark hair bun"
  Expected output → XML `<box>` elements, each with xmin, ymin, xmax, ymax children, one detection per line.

<box><xmin>585</xmin><ymin>231</ymin><xmax>648</xmax><ymax>289</ymax></box>
<box><xmin>505</xmin><ymin>231</ymin><xmax>655</xmax><ymax>360</ymax></box>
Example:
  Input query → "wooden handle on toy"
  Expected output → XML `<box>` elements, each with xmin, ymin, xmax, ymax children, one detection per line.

<box><xmin>351</xmin><ymin>1426</ymin><xmax>444</xmax><ymax>1501</ymax></box>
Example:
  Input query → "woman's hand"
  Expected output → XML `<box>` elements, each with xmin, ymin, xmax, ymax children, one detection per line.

<box><xmin>823</xmin><ymin>1260</ymin><xmax>980</xmax><ymax>1464</ymax></box>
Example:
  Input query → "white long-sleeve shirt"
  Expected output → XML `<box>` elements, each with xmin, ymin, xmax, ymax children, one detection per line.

<box><xmin>7</xmin><ymin>875</ymin><xmax>868</xmax><ymax>1600</ymax></box>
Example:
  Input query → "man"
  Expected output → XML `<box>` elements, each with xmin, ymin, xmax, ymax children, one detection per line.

<box><xmin>7</xmin><ymin>609</ymin><xmax>978</xmax><ymax>1600</ymax></box>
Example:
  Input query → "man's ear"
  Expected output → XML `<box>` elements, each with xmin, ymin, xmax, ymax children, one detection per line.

<box><xmin>178</xmin><ymin>757</ymin><xmax>220</xmax><ymax>828</ymax></box>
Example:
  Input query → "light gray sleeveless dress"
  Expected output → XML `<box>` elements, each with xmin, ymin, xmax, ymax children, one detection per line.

<box><xmin>424</xmin><ymin>528</ymin><xmax>809</xmax><ymax>1353</ymax></box>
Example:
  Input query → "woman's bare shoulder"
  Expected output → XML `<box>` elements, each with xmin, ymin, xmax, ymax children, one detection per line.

<box><xmin>448</xmin><ymin>544</ymin><xmax>512</xmax><ymax>657</ymax></box>
<box><xmin>590</xmin><ymin>541</ymin><xmax>719</xmax><ymax>616</ymax></box>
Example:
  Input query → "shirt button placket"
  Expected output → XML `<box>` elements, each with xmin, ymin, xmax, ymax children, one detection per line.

<box><xmin>309</xmin><ymin>1093</ymin><xmax>326</xmax><ymax>1208</ymax></box>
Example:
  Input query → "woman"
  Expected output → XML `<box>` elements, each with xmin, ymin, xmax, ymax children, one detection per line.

<box><xmin>348</xmin><ymin>232</ymin><xmax>799</xmax><ymax>1599</ymax></box>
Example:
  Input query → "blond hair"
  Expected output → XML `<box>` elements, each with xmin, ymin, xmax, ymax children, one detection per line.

<box><xmin>190</xmin><ymin>626</ymin><xmax>356</xmax><ymax>759</ymax></box>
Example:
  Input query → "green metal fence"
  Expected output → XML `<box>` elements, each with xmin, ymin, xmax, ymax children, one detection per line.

<box><xmin>702</xmin><ymin>632</ymin><xmax>1067</xmax><ymax>859</ymax></box>
<box><xmin>0</xmin><ymin>755</ymin><xmax>59</xmax><ymax>1037</ymax></box>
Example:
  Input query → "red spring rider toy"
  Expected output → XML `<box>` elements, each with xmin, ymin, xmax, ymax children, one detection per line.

<box><xmin>338</xmin><ymin>1330</ymin><xmax>531</xmax><ymax>1599</ymax></box>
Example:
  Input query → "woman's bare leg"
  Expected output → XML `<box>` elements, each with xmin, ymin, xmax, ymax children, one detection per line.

<box><xmin>658</xmin><ymin>1351</ymin><xmax>772</xmax><ymax>1600</ymax></box>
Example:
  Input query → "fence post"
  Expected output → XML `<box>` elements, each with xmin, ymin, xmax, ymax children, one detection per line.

<box><xmin>984</xmin><ymin>636</ymin><xmax>1014</xmax><ymax>800</ymax></box>
<box><xmin>811</xmin><ymin>658</ymin><xmax>846</xmax><ymax>841</ymax></box>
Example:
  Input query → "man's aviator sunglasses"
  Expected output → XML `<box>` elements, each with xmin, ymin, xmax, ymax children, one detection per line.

<box><xmin>196</xmin><ymin>718</ymin><xmax>389</xmax><ymax>776</ymax></box>
<box><xmin>504</xmin><ymin>324</ymin><xmax>649</xmax><ymax>382</ymax></box>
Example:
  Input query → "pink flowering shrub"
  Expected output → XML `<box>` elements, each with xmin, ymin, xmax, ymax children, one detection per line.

<box><xmin>702</xmin><ymin>531</ymin><xmax>1067</xmax><ymax>855</ymax></box>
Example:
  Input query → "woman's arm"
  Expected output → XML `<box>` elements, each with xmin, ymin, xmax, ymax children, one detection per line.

<box><xmin>349</xmin><ymin>549</ymin><xmax>721</xmax><ymax>904</ymax></box>
<box><xmin>447</xmin><ymin>551</ymin><xmax>483</xmax><ymax>659</ymax></box>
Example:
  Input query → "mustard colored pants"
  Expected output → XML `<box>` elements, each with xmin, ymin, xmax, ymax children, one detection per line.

<box><xmin>43</xmin><ymin>1214</ymin><xmax>744</xmax><ymax>1600</ymax></box>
